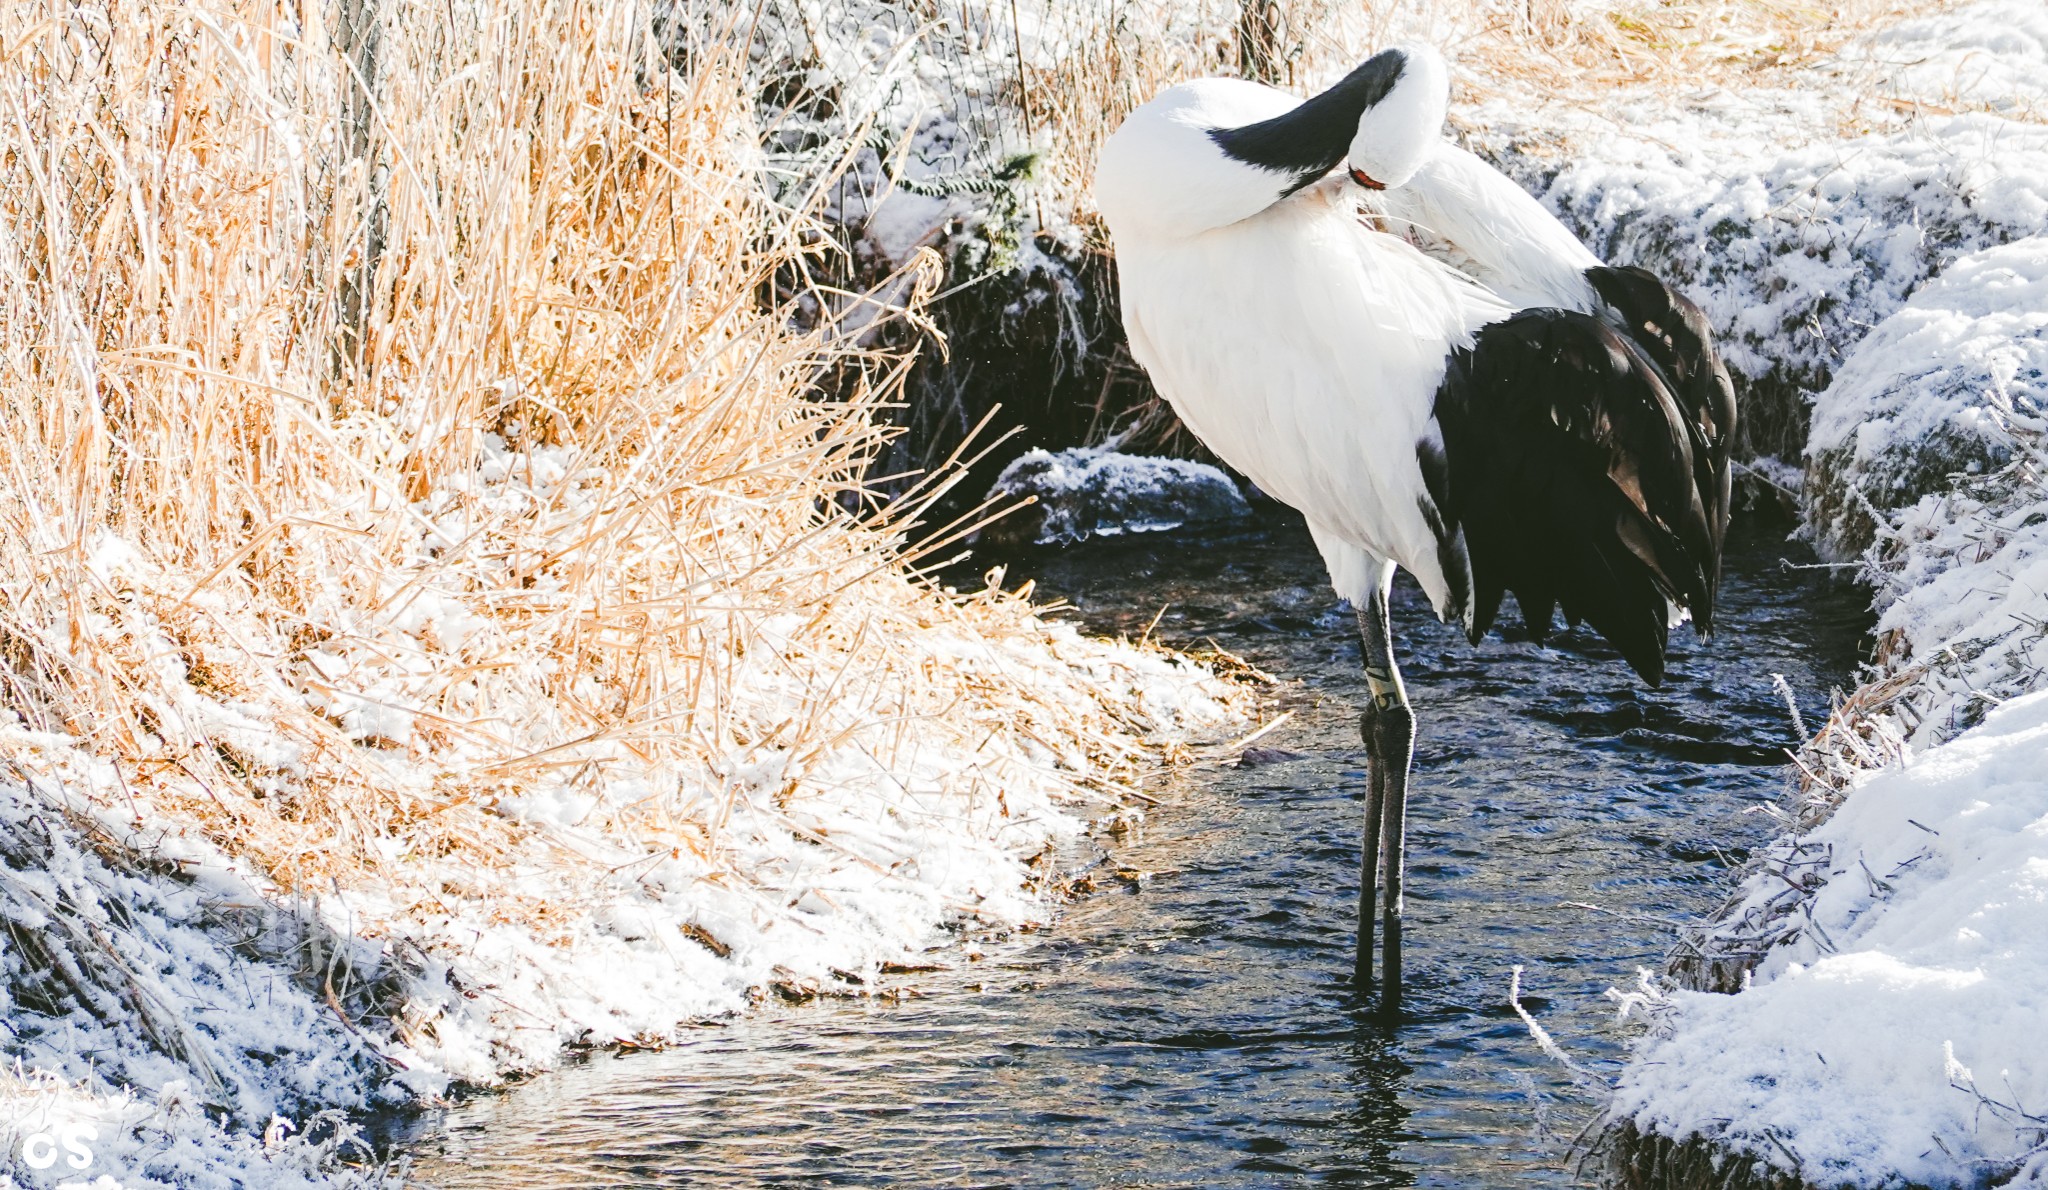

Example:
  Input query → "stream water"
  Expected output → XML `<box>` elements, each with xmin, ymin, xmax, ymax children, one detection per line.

<box><xmin>400</xmin><ymin>513</ymin><xmax>1869</xmax><ymax>1188</ymax></box>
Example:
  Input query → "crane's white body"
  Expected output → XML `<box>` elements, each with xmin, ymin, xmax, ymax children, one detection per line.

<box><xmin>1375</xmin><ymin>143</ymin><xmax>1601</xmax><ymax>313</ymax></box>
<box><xmin>1095</xmin><ymin>78</ymin><xmax>1512</xmax><ymax>610</ymax></box>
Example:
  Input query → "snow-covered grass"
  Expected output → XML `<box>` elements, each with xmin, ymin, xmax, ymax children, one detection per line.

<box><xmin>0</xmin><ymin>1064</ymin><xmax>386</xmax><ymax>1190</ymax></box>
<box><xmin>1610</xmin><ymin>690</ymin><xmax>2048</xmax><ymax>1187</ymax></box>
<box><xmin>1657</xmin><ymin>232</ymin><xmax>2048</xmax><ymax>986</ymax></box>
<box><xmin>0</xmin><ymin>3</ymin><xmax>1242</xmax><ymax>1186</ymax></box>
<box><xmin>1531</xmin><ymin>11</ymin><xmax>2048</xmax><ymax>1184</ymax></box>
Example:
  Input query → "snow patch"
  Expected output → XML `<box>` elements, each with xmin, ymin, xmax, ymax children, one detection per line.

<box><xmin>1841</xmin><ymin>0</ymin><xmax>2048</xmax><ymax>119</ymax></box>
<box><xmin>1806</xmin><ymin>235</ymin><xmax>2048</xmax><ymax>560</ymax></box>
<box><xmin>0</xmin><ymin>434</ymin><xmax>1243</xmax><ymax>1187</ymax></box>
<box><xmin>0</xmin><ymin>753</ymin><xmax>394</xmax><ymax>1187</ymax></box>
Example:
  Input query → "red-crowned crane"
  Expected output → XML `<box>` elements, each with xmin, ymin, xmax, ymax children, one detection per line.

<box><xmin>1091</xmin><ymin>45</ymin><xmax>1735</xmax><ymax>1011</ymax></box>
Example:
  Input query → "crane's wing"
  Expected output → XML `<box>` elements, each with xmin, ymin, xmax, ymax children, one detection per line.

<box><xmin>1422</xmin><ymin>290</ymin><xmax>1736</xmax><ymax>687</ymax></box>
<box><xmin>1373</xmin><ymin>144</ymin><xmax>1601</xmax><ymax>313</ymax></box>
<box><xmin>1585</xmin><ymin>264</ymin><xmax>1738</xmax><ymax>627</ymax></box>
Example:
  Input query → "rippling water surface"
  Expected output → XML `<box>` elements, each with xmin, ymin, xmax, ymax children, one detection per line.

<box><xmin>401</xmin><ymin>514</ymin><xmax>1869</xmax><ymax>1188</ymax></box>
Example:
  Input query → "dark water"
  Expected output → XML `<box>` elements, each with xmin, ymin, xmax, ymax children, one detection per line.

<box><xmin>401</xmin><ymin>514</ymin><xmax>1869</xmax><ymax>1188</ymax></box>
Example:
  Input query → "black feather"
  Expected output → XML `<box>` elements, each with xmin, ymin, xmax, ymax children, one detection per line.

<box><xmin>1585</xmin><ymin>265</ymin><xmax>1738</xmax><ymax>633</ymax></box>
<box><xmin>1426</xmin><ymin>296</ymin><xmax>1736</xmax><ymax>688</ymax></box>
<box><xmin>1208</xmin><ymin>49</ymin><xmax>1407</xmax><ymax>195</ymax></box>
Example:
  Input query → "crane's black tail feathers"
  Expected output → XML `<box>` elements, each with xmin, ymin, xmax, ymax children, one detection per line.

<box><xmin>1426</xmin><ymin>274</ymin><xmax>1736</xmax><ymax>688</ymax></box>
<box><xmin>1586</xmin><ymin>266</ymin><xmax>1738</xmax><ymax>627</ymax></box>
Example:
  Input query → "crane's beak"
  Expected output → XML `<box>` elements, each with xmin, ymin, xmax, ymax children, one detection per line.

<box><xmin>1348</xmin><ymin>167</ymin><xmax>1386</xmax><ymax>190</ymax></box>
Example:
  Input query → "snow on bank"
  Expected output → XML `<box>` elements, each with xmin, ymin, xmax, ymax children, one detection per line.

<box><xmin>1806</xmin><ymin>231</ymin><xmax>2048</xmax><ymax>758</ymax></box>
<box><xmin>0</xmin><ymin>741</ymin><xmax>396</xmax><ymax>1185</ymax></box>
<box><xmin>1589</xmin><ymin>93</ymin><xmax>2048</xmax><ymax>1190</ymax></box>
<box><xmin>0</xmin><ymin>599</ymin><xmax>1237</xmax><ymax>1189</ymax></box>
<box><xmin>0</xmin><ymin>447</ymin><xmax>1239</xmax><ymax>1188</ymax></box>
<box><xmin>0</xmin><ymin>1064</ymin><xmax>383</xmax><ymax>1190</ymax></box>
<box><xmin>1806</xmin><ymin>236</ymin><xmax>2048</xmax><ymax>562</ymax></box>
<box><xmin>1611</xmin><ymin>690</ymin><xmax>2048</xmax><ymax>1187</ymax></box>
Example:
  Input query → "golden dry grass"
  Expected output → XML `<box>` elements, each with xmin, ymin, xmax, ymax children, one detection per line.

<box><xmin>0</xmin><ymin>0</ymin><xmax>1228</xmax><ymax>936</ymax></box>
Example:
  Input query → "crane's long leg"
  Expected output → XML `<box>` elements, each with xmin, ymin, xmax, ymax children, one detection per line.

<box><xmin>1356</xmin><ymin>565</ymin><xmax>1415</xmax><ymax>1013</ymax></box>
<box><xmin>1356</xmin><ymin>700</ymin><xmax>1385</xmax><ymax>989</ymax></box>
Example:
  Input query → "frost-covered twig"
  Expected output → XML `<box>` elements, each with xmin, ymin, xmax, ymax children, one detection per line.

<box><xmin>1509</xmin><ymin>966</ymin><xmax>1607</xmax><ymax>1096</ymax></box>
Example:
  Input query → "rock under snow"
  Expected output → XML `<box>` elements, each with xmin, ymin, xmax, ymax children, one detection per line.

<box><xmin>985</xmin><ymin>447</ymin><xmax>1252</xmax><ymax>547</ymax></box>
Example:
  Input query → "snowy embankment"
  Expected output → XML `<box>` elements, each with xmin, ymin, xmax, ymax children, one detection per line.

<box><xmin>1467</xmin><ymin>6</ymin><xmax>2048</xmax><ymax>1183</ymax></box>
<box><xmin>1610</xmin><ymin>691</ymin><xmax>2048</xmax><ymax>1187</ymax></box>
<box><xmin>1604</xmin><ymin>232</ymin><xmax>2048</xmax><ymax>1190</ymax></box>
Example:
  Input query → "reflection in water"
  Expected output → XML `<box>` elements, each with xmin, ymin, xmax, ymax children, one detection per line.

<box><xmin>401</xmin><ymin>513</ymin><xmax>1869</xmax><ymax>1188</ymax></box>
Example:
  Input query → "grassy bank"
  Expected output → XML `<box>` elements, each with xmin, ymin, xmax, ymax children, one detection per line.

<box><xmin>0</xmin><ymin>2</ymin><xmax>1237</xmax><ymax>1183</ymax></box>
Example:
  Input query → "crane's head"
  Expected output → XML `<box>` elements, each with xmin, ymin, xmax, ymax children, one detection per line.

<box><xmin>1092</xmin><ymin>44</ymin><xmax>1451</xmax><ymax>242</ymax></box>
<box><xmin>1345</xmin><ymin>44</ymin><xmax>1448</xmax><ymax>192</ymax></box>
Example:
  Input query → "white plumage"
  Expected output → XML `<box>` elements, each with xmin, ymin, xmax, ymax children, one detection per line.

<box><xmin>1374</xmin><ymin>142</ymin><xmax>1602</xmax><ymax>312</ymax></box>
<box><xmin>1095</xmin><ymin>74</ymin><xmax>1504</xmax><ymax>613</ymax></box>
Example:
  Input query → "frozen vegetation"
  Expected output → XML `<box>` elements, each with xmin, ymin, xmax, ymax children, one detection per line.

<box><xmin>1807</xmin><ymin>237</ymin><xmax>2048</xmax><ymax>562</ymax></box>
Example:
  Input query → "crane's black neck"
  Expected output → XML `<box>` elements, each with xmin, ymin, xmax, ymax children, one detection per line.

<box><xmin>1208</xmin><ymin>49</ymin><xmax>1408</xmax><ymax>195</ymax></box>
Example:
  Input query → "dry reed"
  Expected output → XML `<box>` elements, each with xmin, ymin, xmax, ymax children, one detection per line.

<box><xmin>0</xmin><ymin>0</ymin><xmax>1230</xmax><ymax>991</ymax></box>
